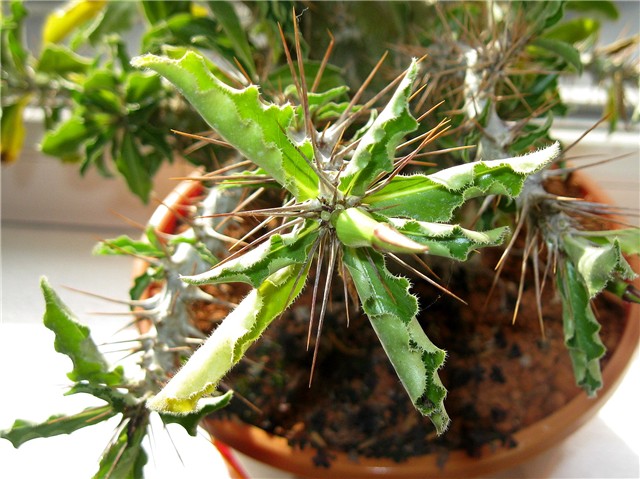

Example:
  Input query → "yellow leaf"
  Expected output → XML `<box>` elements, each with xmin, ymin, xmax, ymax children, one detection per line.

<box><xmin>1</xmin><ymin>95</ymin><xmax>31</xmax><ymax>164</ymax></box>
<box><xmin>42</xmin><ymin>0</ymin><xmax>106</xmax><ymax>44</ymax></box>
<box><xmin>190</xmin><ymin>3</ymin><xmax>209</xmax><ymax>18</ymax></box>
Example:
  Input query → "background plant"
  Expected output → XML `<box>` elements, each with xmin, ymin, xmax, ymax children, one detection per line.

<box><xmin>2</xmin><ymin>1</ymin><xmax>637</xmax><ymax>198</ymax></box>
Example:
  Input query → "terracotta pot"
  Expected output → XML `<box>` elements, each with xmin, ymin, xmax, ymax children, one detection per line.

<box><xmin>140</xmin><ymin>172</ymin><xmax>639</xmax><ymax>479</ymax></box>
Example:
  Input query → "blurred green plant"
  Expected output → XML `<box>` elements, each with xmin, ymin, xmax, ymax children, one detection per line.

<box><xmin>2</xmin><ymin>1</ymin><xmax>637</xmax><ymax>201</ymax></box>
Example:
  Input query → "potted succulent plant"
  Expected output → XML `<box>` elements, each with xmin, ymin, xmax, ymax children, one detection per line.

<box><xmin>2</xmin><ymin>1</ymin><xmax>639</xmax><ymax>478</ymax></box>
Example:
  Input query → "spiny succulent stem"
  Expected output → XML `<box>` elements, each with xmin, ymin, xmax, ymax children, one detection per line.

<box><xmin>331</xmin><ymin>136</ymin><xmax>362</xmax><ymax>163</ymax></box>
<box><xmin>276</xmin><ymin>124</ymin><xmax>336</xmax><ymax>193</ymax></box>
<box><xmin>397</xmin><ymin>118</ymin><xmax>450</xmax><ymax>151</ymax></box>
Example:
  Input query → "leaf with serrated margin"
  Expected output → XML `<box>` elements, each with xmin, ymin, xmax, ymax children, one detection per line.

<box><xmin>41</xmin><ymin>277</ymin><xmax>124</xmax><ymax>386</ymax></box>
<box><xmin>131</xmin><ymin>51</ymin><xmax>319</xmax><ymax>201</ymax></box>
<box><xmin>557</xmin><ymin>259</ymin><xmax>606</xmax><ymax>395</ymax></box>
<box><xmin>563</xmin><ymin>234</ymin><xmax>636</xmax><ymax>298</ymax></box>
<box><xmin>148</xmin><ymin>263</ymin><xmax>309</xmax><ymax>415</ymax></box>
<box><xmin>159</xmin><ymin>391</ymin><xmax>233</xmax><ymax>436</ymax></box>
<box><xmin>343</xmin><ymin>248</ymin><xmax>450</xmax><ymax>434</ymax></box>
<box><xmin>390</xmin><ymin>219</ymin><xmax>508</xmax><ymax>260</ymax></box>
<box><xmin>0</xmin><ymin>406</ymin><xmax>116</xmax><ymax>448</ymax></box>
<box><xmin>339</xmin><ymin>60</ymin><xmax>419</xmax><ymax>196</ymax></box>
<box><xmin>365</xmin><ymin>142</ymin><xmax>559</xmax><ymax>222</ymax></box>
<box><xmin>182</xmin><ymin>222</ymin><xmax>318</xmax><ymax>287</ymax></box>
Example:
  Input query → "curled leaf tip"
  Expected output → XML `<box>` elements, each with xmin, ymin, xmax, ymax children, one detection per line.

<box><xmin>373</xmin><ymin>223</ymin><xmax>429</xmax><ymax>254</ymax></box>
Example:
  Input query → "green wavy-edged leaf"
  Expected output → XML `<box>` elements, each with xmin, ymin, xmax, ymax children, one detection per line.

<box><xmin>339</xmin><ymin>60</ymin><xmax>419</xmax><ymax>196</ymax></box>
<box><xmin>343</xmin><ymin>248</ymin><xmax>450</xmax><ymax>434</ymax></box>
<box><xmin>131</xmin><ymin>51</ymin><xmax>319</xmax><ymax>201</ymax></box>
<box><xmin>41</xmin><ymin>277</ymin><xmax>124</xmax><ymax>386</ymax></box>
<box><xmin>0</xmin><ymin>406</ymin><xmax>116</xmax><ymax>448</ymax></box>
<box><xmin>365</xmin><ymin>142</ymin><xmax>560</xmax><ymax>222</ymax></box>
<box><xmin>147</xmin><ymin>263</ymin><xmax>309</xmax><ymax>415</ymax></box>
<box><xmin>390</xmin><ymin>219</ymin><xmax>509</xmax><ymax>260</ymax></box>
<box><xmin>557</xmin><ymin>259</ymin><xmax>606</xmax><ymax>395</ymax></box>
<box><xmin>182</xmin><ymin>222</ymin><xmax>318</xmax><ymax>287</ymax></box>
<box><xmin>563</xmin><ymin>234</ymin><xmax>636</xmax><ymax>298</ymax></box>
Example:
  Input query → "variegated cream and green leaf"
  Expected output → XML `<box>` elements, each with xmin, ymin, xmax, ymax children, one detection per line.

<box><xmin>134</xmin><ymin>50</ymin><xmax>559</xmax><ymax>434</ymax></box>
<box><xmin>556</xmin><ymin>230</ymin><xmax>638</xmax><ymax>394</ymax></box>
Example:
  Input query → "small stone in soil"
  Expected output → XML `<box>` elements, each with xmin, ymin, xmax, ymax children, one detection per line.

<box><xmin>508</xmin><ymin>343</ymin><xmax>522</xmax><ymax>358</ymax></box>
<box><xmin>491</xmin><ymin>407</ymin><xmax>507</xmax><ymax>423</ymax></box>
<box><xmin>494</xmin><ymin>329</ymin><xmax>508</xmax><ymax>349</ymax></box>
<box><xmin>490</xmin><ymin>365</ymin><xmax>506</xmax><ymax>383</ymax></box>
